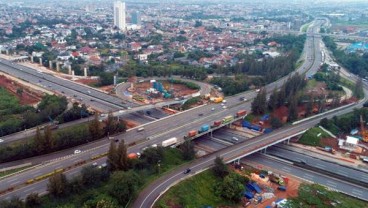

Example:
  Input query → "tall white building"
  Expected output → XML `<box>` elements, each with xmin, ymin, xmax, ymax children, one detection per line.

<box><xmin>113</xmin><ymin>1</ymin><xmax>126</xmax><ymax>31</ymax></box>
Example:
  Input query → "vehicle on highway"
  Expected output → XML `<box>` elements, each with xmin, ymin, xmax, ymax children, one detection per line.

<box><xmin>74</xmin><ymin>150</ymin><xmax>81</xmax><ymax>154</ymax></box>
<box><xmin>137</xmin><ymin>127</ymin><xmax>145</xmax><ymax>132</ymax></box>
<box><xmin>222</xmin><ymin>100</ymin><xmax>227</xmax><ymax>103</ymax></box>
<box><xmin>87</xmin><ymin>90</ymin><xmax>91</xmax><ymax>94</ymax></box>
<box><xmin>61</xmin><ymin>91</ymin><xmax>64</xmax><ymax>93</ymax></box>
<box><xmin>183</xmin><ymin>168</ymin><xmax>191</xmax><ymax>174</ymax></box>
<box><xmin>232</xmin><ymin>137</ymin><xmax>239</xmax><ymax>141</ymax></box>
<box><xmin>211</xmin><ymin>107</ymin><xmax>215</xmax><ymax>111</ymax></box>
<box><xmin>73</xmin><ymin>95</ymin><xmax>77</xmax><ymax>97</ymax></box>
<box><xmin>256</xmin><ymin>89</ymin><xmax>260</xmax><ymax>92</ymax></box>
<box><xmin>147</xmin><ymin>136</ymin><xmax>152</xmax><ymax>140</ymax></box>
<box><xmin>198</xmin><ymin>113</ymin><xmax>203</xmax><ymax>116</ymax></box>
<box><xmin>92</xmin><ymin>162</ymin><xmax>98</xmax><ymax>167</ymax></box>
<box><xmin>0</xmin><ymin>139</ymin><xmax>4</xmax><ymax>143</ymax></box>
<box><xmin>222</xmin><ymin>106</ymin><xmax>227</xmax><ymax>109</ymax></box>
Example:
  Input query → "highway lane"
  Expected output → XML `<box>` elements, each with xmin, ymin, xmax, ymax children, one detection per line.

<box><xmin>266</xmin><ymin>146</ymin><xmax>368</xmax><ymax>184</ymax></box>
<box><xmin>0</xmin><ymin>21</ymin><xmax>326</xmax><ymax>199</ymax></box>
<box><xmin>132</xmin><ymin>98</ymin><xmax>367</xmax><ymax>208</ymax></box>
<box><xmin>243</xmin><ymin>154</ymin><xmax>368</xmax><ymax>201</ymax></box>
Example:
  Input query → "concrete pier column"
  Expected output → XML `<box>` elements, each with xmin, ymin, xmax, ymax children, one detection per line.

<box><xmin>56</xmin><ymin>62</ymin><xmax>60</xmax><ymax>71</ymax></box>
<box><xmin>49</xmin><ymin>61</ymin><xmax>52</xmax><ymax>69</ymax></box>
<box><xmin>68</xmin><ymin>65</ymin><xmax>72</xmax><ymax>75</ymax></box>
<box><xmin>84</xmin><ymin>67</ymin><xmax>88</xmax><ymax>77</ymax></box>
<box><xmin>72</xmin><ymin>70</ymin><xmax>75</xmax><ymax>80</ymax></box>
<box><xmin>31</xmin><ymin>56</ymin><xmax>34</xmax><ymax>63</ymax></box>
<box><xmin>6</xmin><ymin>50</ymin><xmax>9</xmax><ymax>55</ymax></box>
<box><xmin>39</xmin><ymin>58</ymin><xmax>42</xmax><ymax>66</ymax></box>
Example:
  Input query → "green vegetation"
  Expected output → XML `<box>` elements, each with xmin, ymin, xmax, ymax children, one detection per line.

<box><xmin>0</xmin><ymin>114</ymin><xmax>125</xmax><ymax>163</ymax></box>
<box><xmin>0</xmin><ymin>91</ymin><xmax>69</xmax><ymax>137</ymax></box>
<box><xmin>288</xmin><ymin>183</ymin><xmax>368</xmax><ymax>208</ymax></box>
<box><xmin>0</xmin><ymin>141</ymin><xmax>193</xmax><ymax>208</ymax></box>
<box><xmin>155</xmin><ymin>170</ymin><xmax>236</xmax><ymax>208</ymax></box>
<box><xmin>320</xmin><ymin>108</ymin><xmax>368</xmax><ymax>135</ymax></box>
<box><xmin>168</xmin><ymin>79</ymin><xmax>200</xmax><ymax>90</ymax></box>
<box><xmin>182</xmin><ymin>97</ymin><xmax>201</xmax><ymax>110</ymax></box>
<box><xmin>210</xmin><ymin>76</ymin><xmax>249</xmax><ymax>96</ymax></box>
<box><xmin>299</xmin><ymin>127</ymin><xmax>330</xmax><ymax>146</ymax></box>
<box><xmin>301</xmin><ymin>22</ymin><xmax>311</xmax><ymax>32</ymax></box>
<box><xmin>0</xmin><ymin>165</ymin><xmax>32</xmax><ymax>178</ymax></box>
<box><xmin>323</xmin><ymin>36</ymin><xmax>368</xmax><ymax>78</ymax></box>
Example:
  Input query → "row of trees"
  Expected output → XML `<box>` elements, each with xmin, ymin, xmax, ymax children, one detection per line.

<box><xmin>0</xmin><ymin>112</ymin><xmax>126</xmax><ymax>163</ymax></box>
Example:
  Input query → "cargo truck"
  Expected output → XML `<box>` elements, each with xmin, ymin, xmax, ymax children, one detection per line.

<box><xmin>212</xmin><ymin>121</ymin><xmax>222</xmax><ymax>128</ymax></box>
<box><xmin>162</xmin><ymin>137</ymin><xmax>178</xmax><ymax>147</ymax></box>
<box><xmin>222</xmin><ymin>115</ymin><xmax>233</xmax><ymax>124</ymax></box>
<box><xmin>212</xmin><ymin>97</ymin><xmax>223</xmax><ymax>103</ymax></box>
<box><xmin>236</xmin><ymin>110</ymin><xmax>247</xmax><ymax>117</ymax></box>
<box><xmin>187</xmin><ymin>130</ymin><xmax>197</xmax><ymax>137</ymax></box>
<box><xmin>128</xmin><ymin>153</ymin><xmax>141</xmax><ymax>159</ymax></box>
<box><xmin>198</xmin><ymin>124</ymin><xmax>210</xmax><ymax>133</ymax></box>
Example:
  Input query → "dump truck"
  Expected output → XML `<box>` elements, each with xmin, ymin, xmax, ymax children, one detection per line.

<box><xmin>236</xmin><ymin>110</ymin><xmax>247</xmax><ymax>117</ymax></box>
<box><xmin>211</xmin><ymin>97</ymin><xmax>223</xmax><ymax>103</ymax></box>
<box><xmin>188</xmin><ymin>130</ymin><xmax>197</xmax><ymax>137</ymax></box>
<box><xmin>128</xmin><ymin>153</ymin><xmax>141</xmax><ymax>159</ymax></box>
<box><xmin>198</xmin><ymin>124</ymin><xmax>210</xmax><ymax>133</ymax></box>
<box><xmin>269</xmin><ymin>173</ymin><xmax>285</xmax><ymax>185</ymax></box>
<box><xmin>162</xmin><ymin>137</ymin><xmax>178</xmax><ymax>147</ymax></box>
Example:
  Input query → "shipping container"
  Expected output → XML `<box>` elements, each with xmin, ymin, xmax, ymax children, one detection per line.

<box><xmin>198</xmin><ymin>124</ymin><xmax>210</xmax><ymax>133</ymax></box>
<box><xmin>162</xmin><ymin>137</ymin><xmax>178</xmax><ymax>147</ymax></box>
<box><xmin>212</xmin><ymin>120</ymin><xmax>222</xmax><ymax>127</ymax></box>
<box><xmin>222</xmin><ymin>115</ymin><xmax>233</xmax><ymax>123</ymax></box>
<box><xmin>188</xmin><ymin>130</ymin><xmax>197</xmax><ymax>137</ymax></box>
<box><xmin>236</xmin><ymin>110</ymin><xmax>247</xmax><ymax>117</ymax></box>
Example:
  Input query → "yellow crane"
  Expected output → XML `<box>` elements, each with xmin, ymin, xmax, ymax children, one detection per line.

<box><xmin>360</xmin><ymin>115</ymin><xmax>368</xmax><ymax>142</ymax></box>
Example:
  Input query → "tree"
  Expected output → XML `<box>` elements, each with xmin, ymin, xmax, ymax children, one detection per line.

<box><xmin>277</xmin><ymin>84</ymin><xmax>287</xmax><ymax>107</ymax></box>
<box><xmin>25</xmin><ymin>193</ymin><xmax>41</xmax><ymax>208</ymax></box>
<box><xmin>141</xmin><ymin>147</ymin><xmax>164</xmax><ymax>166</ymax></box>
<box><xmin>212</xmin><ymin>156</ymin><xmax>229</xmax><ymax>178</ymax></box>
<box><xmin>251</xmin><ymin>88</ymin><xmax>267</xmax><ymax>115</ymax></box>
<box><xmin>288</xmin><ymin>96</ymin><xmax>298</xmax><ymax>122</ymax></box>
<box><xmin>34</xmin><ymin>127</ymin><xmax>44</xmax><ymax>153</ymax></box>
<box><xmin>180</xmin><ymin>140</ymin><xmax>195</xmax><ymax>160</ymax></box>
<box><xmin>89</xmin><ymin>114</ymin><xmax>101</xmax><ymax>139</ymax></box>
<box><xmin>108</xmin><ymin>171</ymin><xmax>141</xmax><ymax>206</ymax></box>
<box><xmin>107</xmin><ymin>141</ymin><xmax>119</xmax><ymax>172</ymax></box>
<box><xmin>0</xmin><ymin>196</ymin><xmax>25</xmax><ymax>208</ymax></box>
<box><xmin>305</xmin><ymin>96</ymin><xmax>314</xmax><ymax>117</ymax></box>
<box><xmin>194</xmin><ymin>20</ymin><xmax>202</xmax><ymax>27</ymax></box>
<box><xmin>43</xmin><ymin>126</ymin><xmax>54</xmax><ymax>152</ymax></box>
<box><xmin>215</xmin><ymin>173</ymin><xmax>244</xmax><ymax>202</ymax></box>
<box><xmin>270</xmin><ymin>117</ymin><xmax>283</xmax><ymax>129</ymax></box>
<box><xmin>117</xmin><ymin>139</ymin><xmax>129</xmax><ymax>171</ymax></box>
<box><xmin>47</xmin><ymin>173</ymin><xmax>68</xmax><ymax>197</ymax></box>
<box><xmin>81</xmin><ymin>166</ymin><xmax>104</xmax><ymax>187</ymax></box>
<box><xmin>353</xmin><ymin>78</ymin><xmax>364</xmax><ymax>99</ymax></box>
<box><xmin>268</xmin><ymin>87</ymin><xmax>278</xmax><ymax>111</ymax></box>
<box><xmin>104</xmin><ymin>111</ymin><xmax>116</xmax><ymax>136</ymax></box>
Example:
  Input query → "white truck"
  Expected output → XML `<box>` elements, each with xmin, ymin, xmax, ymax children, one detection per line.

<box><xmin>162</xmin><ymin>137</ymin><xmax>178</xmax><ymax>147</ymax></box>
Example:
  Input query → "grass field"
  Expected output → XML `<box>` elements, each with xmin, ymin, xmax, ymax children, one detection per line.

<box><xmin>0</xmin><ymin>165</ymin><xmax>32</xmax><ymax>178</ymax></box>
<box><xmin>0</xmin><ymin>87</ymin><xmax>19</xmax><ymax>111</ymax></box>
<box><xmin>155</xmin><ymin>170</ymin><xmax>235</xmax><ymax>208</ymax></box>
<box><xmin>298</xmin><ymin>127</ymin><xmax>330</xmax><ymax>146</ymax></box>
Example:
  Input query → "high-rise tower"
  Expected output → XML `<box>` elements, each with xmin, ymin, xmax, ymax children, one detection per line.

<box><xmin>113</xmin><ymin>1</ymin><xmax>126</xmax><ymax>31</ymax></box>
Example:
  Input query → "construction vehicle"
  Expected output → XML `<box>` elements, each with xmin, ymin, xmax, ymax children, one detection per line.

<box><xmin>360</xmin><ymin>115</ymin><xmax>368</xmax><ymax>142</ymax></box>
<box><xmin>269</xmin><ymin>173</ymin><xmax>285</xmax><ymax>185</ymax></box>
<box><xmin>210</xmin><ymin>97</ymin><xmax>223</xmax><ymax>103</ymax></box>
<box><xmin>316</xmin><ymin>146</ymin><xmax>336</xmax><ymax>154</ymax></box>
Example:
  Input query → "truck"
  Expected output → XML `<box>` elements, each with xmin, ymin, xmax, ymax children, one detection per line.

<box><xmin>187</xmin><ymin>130</ymin><xmax>197</xmax><ymax>137</ymax></box>
<box><xmin>269</xmin><ymin>173</ymin><xmax>285</xmax><ymax>185</ymax></box>
<box><xmin>278</xmin><ymin>186</ymin><xmax>287</xmax><ymax>191</ymax></box>
<box><xmin>222</xmin><ymin>115</ymin><xmax>233</xmax><ymax>124</ymax></box>
<box><xmin>198</xmin><ymin>124</ymin><xmax>210</xmax><ymax>133</ymax></box>
<box><xmin>316</xmin><ymin>146</ymin><xmax>336</xmax><ymax>154</ymax></box>
<box><xmin>162</xmin><ymin>137</ymin><xmax>178</xmax><ymax>147</ymax></box>
<box><xmin>211</xmin><ymin>121</ymin><xmax>222</xmax><ymax>128</ymax></box>
<box><xmin>236</xmin><ymin>110</ymin><xmax>247</xmax><ymax>118</ymax></box>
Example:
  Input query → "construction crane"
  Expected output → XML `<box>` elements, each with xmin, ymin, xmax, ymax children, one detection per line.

<box><xmin>360</xmin><ymin>115</ymin><xmax>368</xmax><ymax>142</ymax></box>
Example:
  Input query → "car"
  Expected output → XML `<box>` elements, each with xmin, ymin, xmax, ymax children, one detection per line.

<box><xmin>255</xmin><ymin>89</ymin><xmax>260</xmax><ymax>92</ymax></box>
<box><xmin>211</xmin><ymin>107</ymin><xmax>215</xmax><ymax>111</ymax></box>
<box><xmin>221</xmin><ymin>103</ymin><xmax>225</xmax><ymax>106</ymax></box>
<box><xmin>222</xmin><ymin>106</ymin><xmax>227</xmax><ymax>109</ymax></box>
<box><xmin>198</xmin><ymin>113</ymin><xmax>203</xmax><ymax>116</ymax></box>
<box><xmin>90</xmin><ymin>99</ymin><xmax>95</xmax><ymax>101</ymax></box>
<box><xmin>147</xmin><ymin>136</ymin><xmax>153</xmax><ymax>140</ymax></box>
<box><xmin>73</xmin><ymin>95</ymin><xmax>77</xmax><ymax>97</ymax></box>
<box><xmin>87</xmin><ymin>90</ymin><xmax>91</xmax><ymax>94</ymax></box>
<box><xmin>127</xmin><ymin>107</ymin><xmax>132</xmax><ymax>110</ymax></box>
<box><xmin>92</xmin><ymin>162</ymin><xmax>98</xmax><ymax>167</ymax></box>
<box><xmin>61</xmin><ymin>91</ymin><xmax>64</xmax><ymax>93</ymax></box>
<box><xmin>74</xmin><ymin>150</ymin><xmax>81</xmax><ymax>154</ymax></box>
<box><xmin>183</xmin><ymin>168</ymin><xmax>191</xmax><ymax>174</ymax></box>
<box><xmin>0</xmin><ymin>139</ymin><xmax>4</xmax><ymax>143</ymax></box>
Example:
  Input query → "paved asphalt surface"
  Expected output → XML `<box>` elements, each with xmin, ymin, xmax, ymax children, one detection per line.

<box><xmin>266</xmin><ymin>146</ymin><xmax>368</xmax><ymax>184</ymax></box>
<box><xmin>0</xmin><ymin>58</ymin><xmax>138</xmax><ymax>111</ymax></box>
<box><xmin>2</xmin><ymin>19</ymin><xmax>362</xmax><ymax>204</ymax></box>
<box><xmin>243</xmin><ymin>154</ymin><xmax>368</xmax><ymax>201</ymax></box>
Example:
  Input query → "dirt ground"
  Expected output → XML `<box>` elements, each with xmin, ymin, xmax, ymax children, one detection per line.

<box><xmin>134</xmin><ymin>81</ymin><xmax>198</xmax><ymax>100</ymax></box>
<box><xmin>320</xmin><ymin>137</ymin><xmax>339</xmax><ymax>150</ymax></box>
<box><xmin>0</xmin><ymin>75</ymin><xmax>42</xmax><ymax>105</ymax></box>
<box><xmin>232</xmin><ymin>164</ymin><xmax>300</xmax><ymax>208</ymax></box>
<box><xmin>75</xmin><ymin>78</ymin><xmax>99</xmax><ymax>86</ymax></box>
